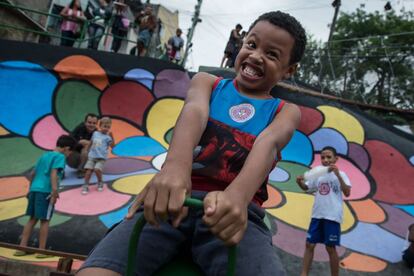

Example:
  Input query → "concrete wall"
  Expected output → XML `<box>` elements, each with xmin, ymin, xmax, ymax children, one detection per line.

<box><xmin>0</xmin><ymin>0</ymin><xmax>50</xmax><ymax>42</ymax></box>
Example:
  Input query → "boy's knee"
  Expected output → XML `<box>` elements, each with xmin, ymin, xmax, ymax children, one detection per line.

<box><xmin>305</xmin><ymin>242</ymin><xmax>316</xmax><ymax>251</ymax></box>
<box><xmin>325</xmin><ymin>245</ymin><xmax>336</xmax><ymax>254</ymax></box>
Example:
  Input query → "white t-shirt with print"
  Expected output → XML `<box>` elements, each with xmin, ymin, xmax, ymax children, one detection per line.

<box><xmin>305</xmin><ymin>171</ymin><xmax>351</xmax><ymax>223</ymax></box>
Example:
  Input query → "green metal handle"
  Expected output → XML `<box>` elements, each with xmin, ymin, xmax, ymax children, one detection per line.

<box><xmin>126</xmin><ymin>197</ymin><xmax>237</xmax><ymax>276</ymax></box>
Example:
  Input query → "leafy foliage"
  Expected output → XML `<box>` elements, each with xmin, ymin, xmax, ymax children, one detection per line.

<box><xmin>297</xmin><ymin>8</ymin><xmax>414</xmax><ymax>109</ymax></box>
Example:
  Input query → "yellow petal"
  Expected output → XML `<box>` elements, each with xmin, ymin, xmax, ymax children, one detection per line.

<box><xmin>146</xmin><ymin>99</ymin><xmax>184</xmax><ymax>148</ymax></box>
<box><xmin>112</xmin><ymin>174</ymin><xmax>155</xmax><ymax>195</ymax></box>
<box><xmin>318</xmin><ymin>106</ymin><xmax>364</xmax><ymax>144</ymax></box>
<box><xmin>0</xmin><ymin>197</ymin><xmax>27</xmax><ymax>221</ymax></box>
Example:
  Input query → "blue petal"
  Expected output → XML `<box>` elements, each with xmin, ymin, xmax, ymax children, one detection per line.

<box><xmin>309</xmin><ymin>128</ymin><xmax>348</xmax><ymax>155</ymax></box>
<box><xmin>113</xmin><ymin>136</ymin><xmax>166</xmax><ymax>156</ymax></box>
<box><xmin>0</xmin><ymin>61</ymin><xmax>57</xmax><ymax>136</ymax></box>
<box><xmin>124</xmin><ymin>68</ymin><xmax>154</xmax><ymax>90</ymax></box>
<box><xmin>281</xmin><ymin>131</ymin><xmax>313</xmax><ymax>166</ymax></box>
<box><xmin>269</xmin><ymin>167</ymin><xmax>289</xmax><ymax>182</ymax></box>
<box><xmin>341</xmin><ymin>222</ymin><xmax>405</xmax><ymax>263</ymax></box>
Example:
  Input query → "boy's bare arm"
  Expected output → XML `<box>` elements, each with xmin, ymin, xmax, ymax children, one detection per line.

<box><xmin>203</xmin><ymin>103</ymin><xmax>301</xmax><ymax>245</ymax></box>
<box><xmin>49</xmin><ymin>169</ymin><xmax>60</xmax><ymax>205</ymax></box>
<box><xmin>28</xmin><ymin>169</ymin><xmax>35</xmax><ymax>182</ymax></box>
<box><xmin>126</xmin><ymin>72</ymin><xmax>216</xmax><ymax>226</ymax></box>
<box><xmin>296</xmin><ymin>175</ymin><xmax>308</xmax><ymax>191</ymax></box>
<box><xmin>109</xmin><ymin>132</ymin><xmax>115</xmax><ymax>148</ymax></box>
<box><xmin>329</xmin><ymin>165</ymin><xmax>351</xmax><ymax>197</ymax></box>
<box><xmin>408</xmin><ymin>224</ymin><xmax>414</xmax><ymax>242</ymax></box>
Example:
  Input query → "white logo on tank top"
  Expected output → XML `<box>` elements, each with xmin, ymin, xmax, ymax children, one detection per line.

<box><xmin>229</xmin><ymin>103</ymin><xmax>255</xmax><ymax>123</ymax></box>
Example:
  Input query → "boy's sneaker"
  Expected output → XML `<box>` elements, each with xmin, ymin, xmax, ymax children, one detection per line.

<box><xmin>97</xmin><ymin>182</ymin><xmax>105</xmax><ymax>192</ymax></box>
<box><xmin>81</xmin><ymin>185</ymin><xmax>89</xmax><ymax>195</ymax></box>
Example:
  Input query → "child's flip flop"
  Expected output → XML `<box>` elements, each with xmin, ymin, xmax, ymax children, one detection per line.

<box><xmin>35</xmin><ymin>253</ymin><xmax>52</xmax><ymax>259</ymax></box>
<box><xmin>13</xmin><ymin>250</ymin><xmax>29</xmax><ymax>257</ymax></box>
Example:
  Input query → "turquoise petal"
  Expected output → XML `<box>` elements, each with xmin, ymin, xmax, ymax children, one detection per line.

<box><xmin>113</xmin><ymin>136</ymin><xmax>166</xmax><ymax>156</ymax></box>
<box><xmin>281</xmin><ymin>131</ymin><xmax>313</xmax><ymax>166</ymax></box>
<box><xmin>395</xmin><ymin>204</ymin><xmax>414</xmax><ymax>216</ymax></box>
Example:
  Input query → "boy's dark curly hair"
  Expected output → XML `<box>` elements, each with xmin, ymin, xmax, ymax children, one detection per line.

<box><xmin>56</xmin><ymin>135</ymin><xmax>77</xmax><ymax>150</ymax></box>
<box><xmin>248</xmin><ymin>11</ymin><xmax>307</xmax><ymax>65</ymax></box>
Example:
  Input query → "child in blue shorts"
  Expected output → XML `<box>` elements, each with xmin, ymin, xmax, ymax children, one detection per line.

<box><xmin>14</xmin><ymin>135</ymin><xmax>76</xmax><ymax>258</ymax></box>
<box><xmin>78</xmin><ymin>11</ymin><xmax>307</xmax><ymax>276</ymax></box>
<box><xmin>296</xmin><ymin>146</ymin><xmax>352</xmax><ymax>276</ymax></box>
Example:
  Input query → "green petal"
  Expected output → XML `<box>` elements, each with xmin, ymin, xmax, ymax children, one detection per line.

<box><xmin>17</xmin><ymin>213</ymin><xmax>72</xmax><ymax>228</ymax></box>
<box><xmin>0</xmin><ymin>137</ymin><xmax>44</xmax><ymax>176</ymax></box>
<box><xmin>269</xmin><ymin>161</ymin><xmax>309</xmax><ymax>193</ymax></box>
<box><xmin>55</xmin><ymin>81</ymin><xmax>100</xmax><ymax>131</ymax></box>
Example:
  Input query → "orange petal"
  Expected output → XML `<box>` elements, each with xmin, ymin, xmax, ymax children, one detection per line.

<box><xmin>110</xmin><ymin>119</ymin><xmax>144</xmax><ymax>144</ymax></box>
<box><xmin>262</xmin><ymin>185</ymin><xmax>283</xmax><ymax>208</ymax></box>
<box><xmin>348</xmin><ymin>199</ymin><xmax>386</xmax><ymax>223</ymax></box>
<box><xmin>340</xmin><ymin>252</ymin><xmax>387</xmax><ymax>272</ymax></box>
<box><xmin>54</xmin><ymin>55</ymin><xmax>109</xmax><ymax>90</ymax></box>
<box><xmin>0</xmin><ymin>176</ymin><xmax>29</xmax><ymax>200</ymax></box>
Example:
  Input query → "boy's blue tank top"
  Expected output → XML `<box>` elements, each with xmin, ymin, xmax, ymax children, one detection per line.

<box><xmin>210</xmin><ymin>79</ymin><xmax>282</xmax><ymax>136</ymax></box>
<box><xmin>192</xmin><ymin>78</ymin><xmax>285</xmax><ymax>205</ymax></box>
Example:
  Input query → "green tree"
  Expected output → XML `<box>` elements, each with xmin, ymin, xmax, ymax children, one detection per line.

<box><xmin>297</xmin><ymin>8</ymin><xmax>414</xmax><ymax>109</ymax></box>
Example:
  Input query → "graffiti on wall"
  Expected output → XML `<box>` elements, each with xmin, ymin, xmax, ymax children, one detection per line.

<box><xmin>0</xmin><ymin>40</ymin><xmax>414</xmax><ymax>273</ymax></box>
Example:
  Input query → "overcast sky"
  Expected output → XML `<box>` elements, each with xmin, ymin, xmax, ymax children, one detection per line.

<box><xmin>149</xmin><ymin>0</ymin><xmax>413</xmax><ymax>70</ymax></box>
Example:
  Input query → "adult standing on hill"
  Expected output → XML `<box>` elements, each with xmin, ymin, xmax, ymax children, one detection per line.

<box><xmin>220</xmin><ymin>23</ymin><xmax>243</xmax><ymax>68</ymax></box>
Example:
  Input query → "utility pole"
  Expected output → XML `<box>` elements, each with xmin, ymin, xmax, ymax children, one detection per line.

<box><xmin>181</xmin><ymin>0</ymin><xmax>202</xmax><ymax>68</ymax></box>
<box><xmin>328</xmin><ymin>0</ymin><xmax>341</xmax><ymax>42</ymax></box>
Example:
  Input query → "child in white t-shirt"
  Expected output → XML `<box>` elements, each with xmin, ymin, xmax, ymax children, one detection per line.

<box><xmin>296</xmin><ymin>146</ymin><xmax>351</xmax><ymax>276</ymax></box>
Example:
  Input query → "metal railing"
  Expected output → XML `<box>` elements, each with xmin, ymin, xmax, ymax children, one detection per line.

<box><xmin>0</xmin><ymin>1</ymin><xmax>166</xmax><ymax>57</ymax></box>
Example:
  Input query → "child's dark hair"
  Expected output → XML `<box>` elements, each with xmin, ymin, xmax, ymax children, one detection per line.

<box><xmin>84</xmin><ymin>113</ymin><xmax>98</xmax><ymax>121</ymax></box>
<box><xmin>236</xmin><ymin>24</ymin><xmax>242</xmax><ymax>29</ymax></box>
<box><xmin>322</xmin><ymin>146</ymin><xmax>337</xmax><ymax>156</ymax></box>
<box><xmin>56</xmin><ymin>135</ymin><xmax>77</xmax><ymax>150</ymax></box>
<box><xmin>248</xmin><ymin>11</ymin><xmax>307</xmax><ymax>65</ymax></box>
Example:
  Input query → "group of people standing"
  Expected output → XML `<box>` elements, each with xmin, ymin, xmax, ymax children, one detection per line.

<box><xmin>58</xmin><ymin>0</ymin><xmax>116</xmax><ymax>50</ymax></box>
<box><xmin>58</xmin><ymin>0</ymin><xmax>159</xmax><ymax>56</ymax></box>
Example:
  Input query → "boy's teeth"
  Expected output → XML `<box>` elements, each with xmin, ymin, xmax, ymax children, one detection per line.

<box><xmin>244</xmin><ymin>66</ymin><xmax>260</xmax><ymax>77</ymax></box>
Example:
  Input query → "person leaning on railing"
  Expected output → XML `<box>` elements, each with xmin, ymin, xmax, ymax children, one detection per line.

<box><xmin>60</xmin><ymin>0</ymin><xmax>86</xmax><ymax>47</ymax></box>
<box><xmin>110</xmin><ymin>0</ymin><xmax>129</xmax><ymax>53</ymax></box>
<box><xmin>136</xmin><ymin>5</ymin><xmax>156</xmax><ymax>57</ymax></box>
<box><xmin>86</xmin><ymin>0</ymin><xmax>112</xmax><ymax>50</ymax></box>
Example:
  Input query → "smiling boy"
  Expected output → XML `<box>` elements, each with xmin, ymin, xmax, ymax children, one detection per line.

<box><xmin>79</xmin><ymin>11</ymin><xmax>307</xmax><ymax>276</ymax></box>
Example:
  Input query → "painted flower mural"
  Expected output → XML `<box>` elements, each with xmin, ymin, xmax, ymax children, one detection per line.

<box><xmin>1</xmin><ymin>53</ymin><xmax>414</xmax><ymax>273</ymax></box>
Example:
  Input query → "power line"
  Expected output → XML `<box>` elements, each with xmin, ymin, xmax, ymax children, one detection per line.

<box><xmin>327</xmin><ymin>31</ymin><xmax>414</xmax><ymax>43</ymax></box>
